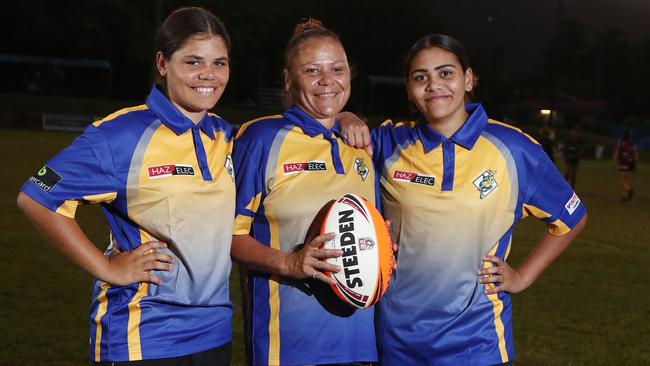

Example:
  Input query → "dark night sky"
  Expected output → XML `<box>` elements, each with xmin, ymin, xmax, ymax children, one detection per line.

<box><xmin>1</xmin><ymin>0</ymin><xmax>649</xmax><ymax>121</ymax></box>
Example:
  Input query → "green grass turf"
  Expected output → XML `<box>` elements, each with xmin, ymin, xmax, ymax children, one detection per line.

<box><xmin>1</xmin><ymin>128</ymin><xmax>649</xmax><ymax>365</ymax></box>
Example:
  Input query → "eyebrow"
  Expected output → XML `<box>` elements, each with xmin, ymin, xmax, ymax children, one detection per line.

<box><xmin>300</xmin><ymin>60</ymin><xmax>347</xmax><ymax>66</ymax></box>
<box><xmin>183</xmin><ymin>55</ymin><xmax>229</xmax><ymax>62</ymax></box>
<box><xmin>410</xmin><ymin>64</ymin><xmax>456</xmax><ymax>75</ymax></box>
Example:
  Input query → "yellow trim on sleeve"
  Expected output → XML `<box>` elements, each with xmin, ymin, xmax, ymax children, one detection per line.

<box><xmin>83</xmin><ymin>192</ymin><xmax>118</xmax><ymax>204</ymax></box>
<box><xmin>233</xmin><ymin>215</ymin><xmax>254</xmax><ymax>235</ymax></box>
<box><xmin>523</xmin><ymin>204</ymin><xmax>571</xmax><ymax>236</ymax></box>
<box><xmin>547</xmin><ymin>219</ymin><xmax>571</xmax><ymax>236</ymax></box>
<box><xmin>93</xmin><ymin>282</ymin><xmax>111</xmax><ymax>361</ymax></box>
<box><xmin>93</xmin><ymin>105</ymin><xmax>148</xmax><ymax>127</ymax></box>
<box><xmin>55</xmin><ymin>200</ymin><xmax>79</xmax><ymax>218</ymax></box>
<box><xmin>127</xmin><ymin>282</ymin><xmax>148</xmax><ymax>361</ymax></box>
<box><xmin>484</xmin><ymin>242</ymin><xmax>509</xmax><ymax>363</ymax></box>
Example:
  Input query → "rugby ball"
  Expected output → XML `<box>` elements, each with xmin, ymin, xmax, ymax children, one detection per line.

<box><xmin>321</xmin><ymin>194</ymin><xmax>392</xmax><ymax>309</ymax></box>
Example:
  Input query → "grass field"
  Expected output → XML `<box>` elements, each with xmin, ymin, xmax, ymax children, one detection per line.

<box><xmin>1</xmin><ymin>128</ymin><xmax>649</xmax><ymax>366</ymax></box>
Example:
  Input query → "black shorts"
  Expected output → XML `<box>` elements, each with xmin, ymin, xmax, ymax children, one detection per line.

<box><xmin>618</xmin><ymin>162</ymin><xmax>636</xmax><ymax>171</ymax></box>
<box><xmin>91</xmin><ymin>342</ymin><xmax>231</xmax><ymax>366</ymax></box>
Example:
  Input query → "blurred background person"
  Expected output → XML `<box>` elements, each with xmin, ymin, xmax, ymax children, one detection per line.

<box><xmin>563</xmin><ymin>126</ymin><xmax>583</xmax><ymax>188</ymax></box>
<box><xmin>539</xmin><ymin>126</ymin><xmax>556</xmax><ymax>163</ymax></box>
<box><xmin>613</xmin><ymin>128</ymin><xmax>639</xmax><ymax>202</ymax></box>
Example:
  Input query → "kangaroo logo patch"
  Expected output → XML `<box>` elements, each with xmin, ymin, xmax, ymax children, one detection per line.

<box><xmin>473</xmin><ymin>170</ymin><xmax>498</xmax><ymax>199</ymax></box>
<box><xmin>354</xmin><ymin>157</ymin><xmax>369</xmax><ymax>181</ymax></box>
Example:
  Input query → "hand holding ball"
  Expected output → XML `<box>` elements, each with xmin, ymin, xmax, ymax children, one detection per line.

<box><xmin>319</xmin><ymin>194</ymin><xmax>393</xmax><ymax>308</ymax></box>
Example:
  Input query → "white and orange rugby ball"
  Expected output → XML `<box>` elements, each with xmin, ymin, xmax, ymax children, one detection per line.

<box><xmin>321</xmin><ymin>194</ymin><xmax>392</xmax><ymax>309</ymax></box>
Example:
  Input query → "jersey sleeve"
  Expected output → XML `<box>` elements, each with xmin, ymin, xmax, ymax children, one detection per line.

<box><xmin>20</xmin><ymin>125</ymin><xmax>118</xmax><ymax>218</ymax></box>
<box><xmin>523</xmin><ymin>151</ymin><xmax>586</xmax><ymax>235</ymax></box>
<box><xmin>232</xmin><ymin>126</ymin><xmax>267</xmax><ymax>235</ymax></box>
<box><xmin>371</xmin><ymin>122</ymin><xmax>392</xmax><ymax>174</ymax></box>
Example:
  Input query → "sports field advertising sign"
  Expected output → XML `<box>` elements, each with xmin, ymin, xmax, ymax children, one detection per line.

<box><xmin>42</xmin><ymin>114</ymin><xmax>95</xmax><ymax>132</ymax></box>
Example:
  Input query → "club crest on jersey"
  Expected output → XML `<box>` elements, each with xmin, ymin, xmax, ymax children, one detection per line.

<box><xmin>225</xmin><ymin>153</ymin><xmax>234</xmax><ymax>181</ymax></box>
<box><xmin>282</xmin><ymin>160</ymin><xmax>327</xmax><ymax>174</ymax></box>
<box><xmin>392</xmin><ymin>170</ymin><xmax>435</xmax><ymax>186</ymax></box>
<box><xmin>473</xmin><ymin>170</ymin><xmax>498</xmax><ymax>199</ymax></box>
<box><xmin>148</xmin><ymin>164</ymin><xmax>195</xmax><ymax>178</ymax></box>
<box><xmin>354</xmin><ymin>157</ymin><xmax>369</xmax><ymax>181</ymax></box>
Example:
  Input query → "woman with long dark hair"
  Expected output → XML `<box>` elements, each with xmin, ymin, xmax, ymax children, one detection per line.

<box><xmin>343</xmin><ymin>34</ymin><xmax>587</xmax><ymax>365</ymax></box>
<box><xmin>18</xmin><ymin>7</ymin><xmax>235</xmax><ymax>365</ymax></box>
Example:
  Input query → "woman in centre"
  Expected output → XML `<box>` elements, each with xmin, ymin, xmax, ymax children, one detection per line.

<box><xmin>231</xmin><ymin>19</ymin><xmax>378</xmax><ymax>365</ymax></box>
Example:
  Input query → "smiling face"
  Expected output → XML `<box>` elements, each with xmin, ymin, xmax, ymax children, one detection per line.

<box><xmin>156</xmin><ymin>34</ymin><xmax>229</xmax><ymax>123</ymax></box>
<box><xmin>284</xmin><ymin>37</ymin><xmax>351</xmax><ymax>128</ymax></box>
<box><xmin>407</xmin><ymin>47</ymin><xmax>473</xmax><ymax>136</ymax></box>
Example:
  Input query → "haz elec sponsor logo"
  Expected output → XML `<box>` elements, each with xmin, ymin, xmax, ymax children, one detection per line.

<box><xmin>148</xmin><ymin>164</ymin><xmax>195</xmax><ymax>178</ymax></box>
<box><xmin>392</xmin><ymin>170</ymin><xmax>435</xmax><ymax>186</ymax></box>
<box><xmin>282</xmin><ymin>161</ymin><xmax>327</xmax><ymax>174</ymax></box>
<box><xmin>565</xmin><ymin>192</ymin><xmax>581</xmax><ymax>215</ymax></box>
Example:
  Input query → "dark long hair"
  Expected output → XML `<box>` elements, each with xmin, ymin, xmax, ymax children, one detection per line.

<box><xmin>154</xmin><ymin>7</ymin><xmax>231</xmax><ymax>91</ymax></box>
<box><xmin>404</xmin><ymin>34</ymin><xmax>477</xmax><ymax>101</ymax></box>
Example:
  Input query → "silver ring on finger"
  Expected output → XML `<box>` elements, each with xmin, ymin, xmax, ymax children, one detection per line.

<box><xmin>312</xmin><ymin>271</ymin><xmax>318</xmax><ymax>280</ymax></box>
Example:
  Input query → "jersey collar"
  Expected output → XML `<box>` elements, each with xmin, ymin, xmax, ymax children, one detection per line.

<box><xmin>416</xmin><ymin>103</ymin><xmax>488</xmax><ymax>153</ymax></box>
<box><xmin>145</xmin><ymin>86</ymin><xmax>216</xmax><ymax>140</ymax></box>
<box><xmin>282</xmin><ymin>105</ymin><xmax>345</xmax><ymax>140</ymax></box>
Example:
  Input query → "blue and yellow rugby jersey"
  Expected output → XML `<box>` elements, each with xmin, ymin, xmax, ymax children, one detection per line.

<box><xmin>20</xmin><ymin>86</ymin><xmax>235</xmax><ymax>362</ymax></box>
<box><xmin>372</xmin><ymin>103</ymin><xmax>586</xmax><ymax>366</ymax></box>
<box><xmin>233</xmin><ymin>105</ymin><xmax>379</xmax><ymax>365</ymax></box>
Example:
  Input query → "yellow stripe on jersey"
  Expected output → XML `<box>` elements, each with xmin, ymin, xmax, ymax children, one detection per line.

<box><xmin>267</xmin><ymin>210</ymin><xmax>282</xmax><ymax>366</ymax></box>
<box><xmin>484</xmin><ymin>241</ymin><xmax>509</xmax><ymax>363</ymax></box>
<box><xmin>236</xmin><ymin>115</ymin><xmax>283</xmax><ymax>139</ymax></box>
<box><xmin>83</xmin><ymin>192</ymin><xmax>118</xmax><ymax>204</ymax></box>
<box><xmin>93</xmin><ymin>105</ymin><xmax>148</xmax><ymax>127</ymax></box>
<box><xmin>55</xmin><ymin>199</ymin><xmax>79</xmax><ymax>218</ymax></box>
<box><xmin>487</xmin><ymin>120</ymin><xmax>539</xmax><ymax>145</ymax></box>
<box><xmin>127</xmin><ymin>282</ymin><xmax>148</xmax><ymax>361</ymax></box>
<box><xmin>246</xmin><ymin>192</ymin><xmax>262</xmax><ymax>212</ymax></box>
<box><xmin>94</xmin><ymin>282</ymin><xmax>111</xmax><ymax>361</ymax></box>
